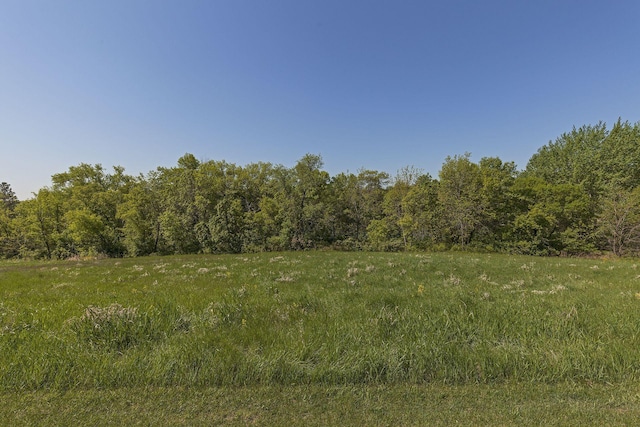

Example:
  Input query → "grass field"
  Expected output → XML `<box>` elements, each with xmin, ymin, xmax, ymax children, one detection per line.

<box><xmin>2</xmin><ymin>251</ymin><xmax>640</xmax><ymax>425</ymax></box>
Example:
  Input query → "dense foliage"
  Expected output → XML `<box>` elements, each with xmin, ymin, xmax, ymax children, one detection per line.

<box><xmin>2</xmin><ymin>119</ymin><xmax>640</xmax><ymax>259</ymax></box>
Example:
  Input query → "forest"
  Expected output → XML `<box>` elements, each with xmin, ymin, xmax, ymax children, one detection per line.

<box><xmin>1</xmin><ymin>119</ymin><xmax>640</xmax><ymax>259</ymax></box>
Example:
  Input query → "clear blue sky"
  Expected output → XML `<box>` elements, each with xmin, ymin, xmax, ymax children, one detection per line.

<box><xmin>2</xmin><ymin>1</ymin><xmax>639</xmax><ymax>199</ymax></box>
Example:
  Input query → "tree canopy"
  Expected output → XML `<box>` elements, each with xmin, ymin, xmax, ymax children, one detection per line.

<box><xmin>2</xmin><ymin>119</ymin><xmax>640</xmax><ymax>259</ymax></box>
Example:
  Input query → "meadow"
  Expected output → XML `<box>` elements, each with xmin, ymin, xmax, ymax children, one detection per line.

<box><xmin>2</xmin><ymin>251</ymin><xmax>640</xmax><ymax>425</ymax></box>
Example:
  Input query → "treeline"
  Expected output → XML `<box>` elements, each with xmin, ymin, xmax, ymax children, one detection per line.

<box><xmin>1</xmin><ymin>119</ymin><xmax>640</xmax><ymax>259</ymax></box>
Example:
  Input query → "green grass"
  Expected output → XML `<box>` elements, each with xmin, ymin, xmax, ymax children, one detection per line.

<box><xmin>2</xmin><ymin>251</ymin><xmax>640</xmax><ymax>424</ymax></box>
<box><xmin>3</xmin><ymin>383</ymin><xmax>640</xmax><ymax>426</ymax></box>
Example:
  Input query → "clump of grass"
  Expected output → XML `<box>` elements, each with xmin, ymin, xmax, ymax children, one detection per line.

<box><xmin>68</xmin><ymin>304</ymin><xmax>141</xmax><ymax>352</ymax></box>
<box><xmin>67</xmin><ymin>302</ymin><xmax>188</xmax><ymax>353</ymax></box>
<box><xmin>347</xmin><ymin>267</ymin><xmax>359</xmax><ymax>277</ymax></box>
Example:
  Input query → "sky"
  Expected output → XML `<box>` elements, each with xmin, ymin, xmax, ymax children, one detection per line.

<box><xmin>1</xmin><ymin>0</ymin><xmax>639</xmax><ymax>200</ymax></box>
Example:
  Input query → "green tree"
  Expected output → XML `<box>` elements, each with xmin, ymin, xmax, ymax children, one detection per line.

<box><xmin>438</xmin><ymin>154</ymin><xmax>485</xmax><ymax>248</ymax></box>
<box><xmin>525</xmin><ymin>123</ymin><xmax>606</xmax><ymax>198</ymax></box>
<box><xmin>14</xmin><ymin>188</ymin><xmax>68</xmax><ymax>258</ymax></box>
<box><xmin>328</xmin><ymin>170</ymin><xmax>388</xmax><ymax>248</ymax></box>
<box><xmin>597</xmin><ymin>119</ymin><xmax>640</xmax><ymax>190</ymax></box>
<box><xmin>118</xmin><ymin>173</ymin><xmax>166</xmax><ymax>256</ymax></box>
<box><xmin>510</xmin><ymin>177</ymin><xmax>596</xmax><ymax>255</ymax></box>
<box><xmin>597</xmin><ymin>186</ymin><xmax>640</xmax><ymax>256</ymax></box>
<box><xmin>50</xmin><ymin>163</ymin><xmax>131</xmax><ymax>256</ymax></box>
<box><xmin>156</xmin><ymin>154</ymin><xmax>204</xmax><ymax>254</ymax></box>
<box><xmin>0</xmin><ymin>206</ymin><xmax>12</xmax><ymax>258</ymax></box>
<box><xmin>278</xmin><ymin>154</ymin><xmax>330</xmax><ymax>249</ymax></box>
<box><xmin>209</xmin><ymin>198</ymin><xmax>246</xmax><ymax>253</ymax></box>
<box><xmin>399</xmin><ymin>174</ymin><xmax>441</xmax><ymax>249</ymax></box>
<box><xmin>525</xmin><ymin>120</ymin><xmax>640</xmax><ymax>196</ymax></box>
<box><xmin>367</xmin><ymin>167</ymin><xmax>415</xmax><ymax>251</ymax></box>
<box><xmin>476</xmin><ymin>157</ymin><xmax>519</xmax><ymax>249</ymax></box>
<box><xmin>0</xmin><ymin>183</ymin><xmax>19</xmax><ymax>257</ymax></box>
<box><xmin>365</xmin><ymin>166</ymin><xmax>431</xmax><ymax>251</ymax></box>
<box><xmin>0</xmin><ymin>182</ymin><xmax>18</xmax><ymax>211</ymax></box>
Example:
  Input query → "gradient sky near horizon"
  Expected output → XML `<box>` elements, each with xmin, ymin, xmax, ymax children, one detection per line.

<box><xmin>2</xmin><ymin>1</ymin><xmax>639</xmax><ymax>199</ymax></box>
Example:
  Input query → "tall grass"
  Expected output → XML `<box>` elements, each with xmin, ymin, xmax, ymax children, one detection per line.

<box><xmin>2</xmin><ymin>252</ymin><xmax>640</xmax><ymax>390</ymax></box>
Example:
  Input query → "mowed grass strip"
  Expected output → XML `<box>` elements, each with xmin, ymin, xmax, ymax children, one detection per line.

<box><xmin>2</xmin><ymin>252</ymin><xmax>640</xmax><ymax>390</ymax></box>
<box><xmin>3</xmin><ymin>383</ymin><xmax>640</xmax><ymax>426</ymax></box>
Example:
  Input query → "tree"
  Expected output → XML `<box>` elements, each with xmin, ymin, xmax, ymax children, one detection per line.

<box><xmin>51</xmin><ymin>164</ymin><xmax>131</xmax><ymax>257</ymax></box>
<box><xmin>398</xmin><ymin>174</ymin><xmax>441</xmax><ymax>249</ymax></box>
<box><xmin>525</xmin><ymin>123</ymin><xmax>606</xmax><ymax>198</ymax></box>
<box><xmin>156</xmin><ymin>154</ymin><xmax>203</xmax><ymax>254</ymax></box>
<box><xmin>525</xmin><ymin>120</ymin><xmax>640</xmax><ymax>198</ymax></box>
<box><xmin>278</xmin><ymin>154</ymin><xmax>330</xmax><ymax>249</ymax></box>
<box><xmin>0</xmin><ymin>183</ymin><xmax>19</xmax><ymax>257</ymax></box>
<box><xmin>0</xmin><ymin>182</ymin><xmax>18</xmax><ymax>211</ymax></box>
<box><xmin>380</xmin><ymin>181</ymin><xmax>410</xmax><ymax>249</ymax></box>
<box><xmin>14</xmin><ymin>188</ymin><xmax>68</xmax><ymax>258</ymax></box>
<box><xmin>342</xmin><ymin>170</ymin><xmax>388</xmax><ymax>242</ymax></box>
<box><xmin>209</xmin><ymin>198</ymin><xmax>246</xmax><ymax>253</ymax></box>
<box><xmin>597</xmin><ymin>119</ymin><xmax>640</xmax><ymax>190</ymax></box>
<box><xmin>329</xmin><ymin>169</ymin><xmax>388</xmax><ymax>247</ymax></box>
<box><xmin>477</xmin><ymin>157</ymin><xmax>518</xmax><ymax>248</ymax></box>
<box><xmin>118</xmin><ymin>173</ymin><xmax>165</xmax><ymax>256</ymax></box>
<box><xmin>438</xmin><ymin>153</ymin><xmax>485</xmax><ymax>248</ymax></box>
<box><xmin>228</xmin><ymin>162</ymin><xmax>277</xmax><ymax>252</ymax></box>
<box><xmin>597</xmin><ymin>186</ymin><xmax>640</xmax><ymax>256</ymax></box>
<box><xmin>510</xmin><ymin>177</ymin><xmax>596</xmax><ymax>255</ymax></box>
